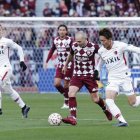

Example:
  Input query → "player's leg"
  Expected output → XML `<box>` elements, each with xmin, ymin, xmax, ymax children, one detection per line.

<box><xmin>54</xmin><ymin>77</ymin><xmax>64</xmax><ymax>94</ymax></box>
<box><xmin>122</xmin><ymin>79</ymin><xmax>140</xmax><ymax>107</ymax></box>
<box><xmin>54</xmin><ymin>68</ymin><xmax>69</xmax><ymax>108</ymax></box>
<box><xmin>0</xmin><ymin>67</ymin><xmax>9</xmax><ymax>115</ymax></box>
<box><xmin>54</xmin><ymin>77</ymin><xmax>69</xmax><ymax>108</ymax></box>
<box><xmin>128</xmin><ymin>94</ymin><xmax>140</xmax><ymax>107</ymax></box>
<box><xmin>3</xmin><ymin>83</ymin><xmax>30</xmax><ymax>118</ymax></box>
<box><xmin>62</xmin><ymin>76</ymin><xmax>82</xmax><ymax>125</ymax></box>
<box><xmin>61</xmin><ymin>68</ymin><xmax>73</xmax><ymax>109</ymax></box>
<box><xmin>62</xmin><ymin>85</ymin><xmax>79</xmax><ymax>125</ymax></box>
<box><xmin>85</xmin><ymin>78</ymin><xmax>112</xmax><ymax>121</ymax></box>
<box><xmin>90</xmin><ymin>92</ymin><xmax>112</xmax><ymax>121</ymax></box>
<box><xmin>105</xmin><ymin>82</ymin><xmax>128</xmax><ymax>126</ymax></box>
<box><xmin>61</xmin><ymin>79</ymin><xmax>69</xmax><ymax>109</ymax></box>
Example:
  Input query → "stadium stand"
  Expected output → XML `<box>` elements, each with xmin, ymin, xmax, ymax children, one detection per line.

<box><xmin>0</xmin><ymin>0</ymin><xmax>139</xmax><ymax>17</ymax></box>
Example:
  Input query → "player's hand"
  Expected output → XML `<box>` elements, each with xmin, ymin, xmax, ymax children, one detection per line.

<box><xmin>94</xmin><ymin>70</ymin><xmax>100</xmax><ymax>80</ymax></box>
<box><xmin>62</xmin><ymin>65</ymin><xmax>67</xmax><ymax>74</ymax></box>
<box><xmin>43</xmin><ymin>63</ymin><xmax>48</xmax><ymax>70</ymax></box>
<box><xmin>20</xmin><ymin>61</ymin><xmax>27</xmax><ymax>71</ymax></box>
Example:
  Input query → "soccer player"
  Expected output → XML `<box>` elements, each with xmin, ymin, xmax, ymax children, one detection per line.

<box><xmin>0</xmin><ymin>24</ymin><xmax>30</xmax><ymax>118</ymax></box>
<box><xmin>44</xmin><ymin>24</ymin><xmax>73</xmax><ymax>109</ymax></box>
<box><xmin>97</xmin><ymin>28</ymin><xmax>140</xmax><ymax>127</ymax></box>
<box><xmin>62</xmin><ymin>31</ymin><xmax>112</xmax><ymax>125</ymax></box>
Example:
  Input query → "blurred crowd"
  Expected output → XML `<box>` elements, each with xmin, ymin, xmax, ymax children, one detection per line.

<box><xmin>0</xmin><ymin>0</ymin><xmax>36</xmax><ymax>16</ymax></box>
<box><xmin>0</xmin><ymin>0</ymin><xmax>139</xmax><ymax>17</ymax></box>
<box><xmin>43</xmin><ymin>0</ymin><xmax>139</xmax><ymax>17</ymax></box>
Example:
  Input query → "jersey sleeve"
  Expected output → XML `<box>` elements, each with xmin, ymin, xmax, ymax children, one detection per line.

<box><xmin>8</xmin><ymin>39</ymin><xmax>24</xmax><ymax>62</ymax></box>
<box><xmin>70</xmin><ymin>43</ymin><xmax>74</xmax><ymax>55</ymax></box>
<box><xmin>94</xmin><ymin>44</ymin><xmax>99</xmax><ymax>53</ymax></box>
<box><xmin>120</xmin><ymin>42</ymin><xmax>140</xmax><ymax>54</ymax></box>
<box><xmin>46</xmin><ymin>41</ymin><xmax>56</xmax><ymax>63</ymax></box>
<box><xmin>95</xmin><ymin>55</ymin><xmax>104</xmax><ymax>72</ymax></box>
<box><xmin>70</xmin><ymin>37</ymin><xmax>74</xmax><ymax>47</ymax></box>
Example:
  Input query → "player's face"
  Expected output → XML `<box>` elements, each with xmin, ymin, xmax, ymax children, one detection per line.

<box><xmin>76</xmin><ymin>36</ymin><xmax>87</xmax><ymax>47</ymax></box>
<box><xmin>58</xmin><ymin>27</ymin><xmax>67</xmax><ymax>38</ymax></box>
<box><xmin>99</xmin><ymin>36</ymin><xmax>112</xmax><ymax>50</ymax></box>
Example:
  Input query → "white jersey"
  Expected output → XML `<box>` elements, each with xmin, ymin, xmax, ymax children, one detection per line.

<box><xmin>0</xmin><ymin>37</ymin><xmax>24</xmax><ymax>67</ymax></box>
<box><xmin>98</xmin><ymin>41</ymin><xmax>140</xmax><ymax>80</ymax></box>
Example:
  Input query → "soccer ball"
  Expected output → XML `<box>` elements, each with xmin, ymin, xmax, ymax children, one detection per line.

<box><xmin>48</xmin><ymin>113</ymin><xmax>62</xmax><ymax>126</ymax></box>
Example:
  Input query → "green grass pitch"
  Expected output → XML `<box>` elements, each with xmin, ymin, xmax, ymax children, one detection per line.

<box><xmin>0</xmin><ymin>93</ymin><xmax>140</xmax><ymax>140</ymax></box>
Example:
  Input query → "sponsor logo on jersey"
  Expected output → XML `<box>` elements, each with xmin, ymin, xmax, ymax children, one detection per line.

<box><xmin>75</xmin><ymin>55</ymin><xmax>89</xmax><ymax>61</ymax></box>
<box><xmin>57</xmin><ymin>47</ymin><xmax>66</xmax><ymax>52</ymax></box>
<box><xmin>105</xmin><ymin>56</ymin><xmax>120</xmax><ymax>64</ymax></box>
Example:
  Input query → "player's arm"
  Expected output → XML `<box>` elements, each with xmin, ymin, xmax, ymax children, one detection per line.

<box><xmin>44</xmin><ymin>43</ymin><xmax>56</xmax><ymax>69</ymax></box>
<box><xmin>8</xmin><ymin>40</ymin><xmax>27</xmax><ymax>71</ymax></box>
<box><xmin>94</xmin><ymin>44</ymin><xmax>102</xmax><ymax>80</ymax></box>
<box><xmin>122</xmin><ymin>42</ymin><xmax>140</xmax><ymax>54</ymax></box>
<box><xmin>95</xmin><ymin>55</ymin><xmax>104</xmax><ymax>79</ymax></box>
<box><xmin>95</xmin><ymin>56</ymin><xmax>105</xmax><ymax>88</ymax></box>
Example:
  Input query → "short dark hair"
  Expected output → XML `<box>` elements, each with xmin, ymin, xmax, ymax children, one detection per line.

<box><xmin>57</xmin><ymin>24</ymin><xmax>68</xmax><ymax>31</ymax></box>
<box><xmin>99</xmin><ymin>28</ymin><xmax>112</xmax><ymax>39</ymax></box>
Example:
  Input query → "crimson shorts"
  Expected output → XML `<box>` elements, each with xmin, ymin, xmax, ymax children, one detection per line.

<box><xmin>55</xmin><ymin>67</ymin><xmax>73</xmax><ymax>81</ymax></box>
<box><xmin>70</xmin><ymin>76</ymin><xmax>98</xmax><ymax>93</ymax></box>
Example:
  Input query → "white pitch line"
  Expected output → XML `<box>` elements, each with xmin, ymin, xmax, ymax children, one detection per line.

<box><xmin>2</xmin><ymin>117</ymin><xmax>140</xmax><ymax>122</ymax></box>
<box><xmin>27</xmin><ymin>118</ymin><xmax>140</xmax><ymax>122</ymax></box>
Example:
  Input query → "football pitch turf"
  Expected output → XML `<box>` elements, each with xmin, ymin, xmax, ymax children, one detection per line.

<box><xmin>0</xmin><ymin>93</ymin><xmax>140</xmax><ymax>140</ymax></box>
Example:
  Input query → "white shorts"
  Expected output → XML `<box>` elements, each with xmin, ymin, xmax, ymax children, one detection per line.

<box><xmin>0</xmin><ymin>65</ymin><xmax>12</xmax><ymax>86</ymax></box>
<box><xmin>106</xmin><ymin>78</ymin><xmax>134</xmax><ymax>96</ymax></box>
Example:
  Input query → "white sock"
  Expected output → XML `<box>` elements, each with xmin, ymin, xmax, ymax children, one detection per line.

<box><xmin>4</xmin><ymin>85</ymin><xmax>25</xmax><ymax>108</ymax></box>
<box><xmin>133</xmin><ymin>96</ymin><xmax>140</xmax><ymax>107</ymax></box>
<box><xmin>106</xmin><ymin>99</ymin><xmax>127</xmax><ymax>123</ymax></box>
<box><xmin>10</xmin><ymin>89</ymin><xmax>25</xmax><ymax>108</ymax></box>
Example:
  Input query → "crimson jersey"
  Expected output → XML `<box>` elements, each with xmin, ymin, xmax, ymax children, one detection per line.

<box><xmin>71</xmin><ymin>42</ymin><xmax>99</xmax><ymax>77</ymax></box>
<box><xmin>46</xmin><ymin>36</ymin><xmax>73</xmax><ymax>69</ymax></box>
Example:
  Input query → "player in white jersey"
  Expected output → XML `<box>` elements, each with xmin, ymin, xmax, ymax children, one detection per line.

<box><xmin>97</xmin><ymin>28</ymin><xmax>140</xmax><ymax>127</ymax></box>
<box><xmin>0</xmin><ymin>24</ymin><xmax>30</xmax><ymax>118</ymax></box>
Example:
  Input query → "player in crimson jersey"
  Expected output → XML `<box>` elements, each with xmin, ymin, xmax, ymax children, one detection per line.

<box><xmin>0</xmin><ymin>24</ymin><xmax>30</xmax><ymax>118</ymax></box>
<box><xmin>62</xmin><ymin>31</ymin><xmax>112</xmax><ymax>125</ymax></box>
<box><xmin>97</xmin><ymin>28</ymin><xmax>140</xmax><ymax>127</ymax></box>
<box><xmin>44</xmin><ymin>24</ymin><xmax>73</xmax><ymax>109</ymax></box>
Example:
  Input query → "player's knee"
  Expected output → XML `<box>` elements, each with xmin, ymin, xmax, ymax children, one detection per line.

<box><xmin>93</xmin><ymin>97</ymin><xmax>100</xmax><ymax>103</ymax></box>
<box><xmin>63</xmin><ymin>84</ymin><xmax>69</xmax><ymax>89</ymax></box>
<box><xmin>2</xmin><ymin>84</ymin><xmax>12</xmax><ymax>92</ymax></box>
<box><xmin>54</xmin><ymin>83</ymin><xmax>61</xmax><ymax>88</ymax></box>
<box><xmin>131</xmin><ymin>100</ymin><xmax>139</xmax><ymax>107</ymax></box>
<box><xmin>129</xmin><ymin>101</ymin><xmax>136</xmax><ymax>106</ymax></box>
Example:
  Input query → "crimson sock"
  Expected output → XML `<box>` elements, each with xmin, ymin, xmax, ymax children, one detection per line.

<box><xmin>64</xmin><ymin>88</ymin><xmax>69</xmax><ymax>105</ymax></box>
<box><xmin>96</xmin><ymin>97</ymin><xmax>106</xmax><ymax>111</ymax></box>
<box><xmin>55</xmin><ymin>85</ymin><xmax>65</xmax><ymax>94</ymax></box>
<box><xmin>69</xmin><ymin>97</ymin><xmax>77</xmax><ymax>118</ymax></box>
